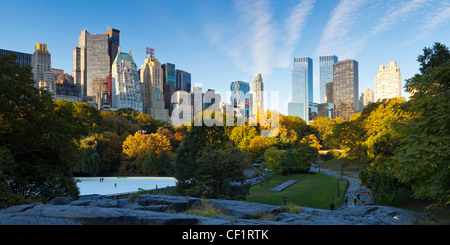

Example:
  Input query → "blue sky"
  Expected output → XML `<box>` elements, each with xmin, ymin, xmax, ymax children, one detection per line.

<box><xmin>1</xmin><ymin>0</ymin><xmax>449</xmax><ymax>115</ymax></box>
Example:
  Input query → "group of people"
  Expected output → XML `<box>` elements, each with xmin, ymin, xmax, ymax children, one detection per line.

<box><xmin>344</xmin><ymin>193</ymin><xmax>362</xmax><ymax>206</ymax></box>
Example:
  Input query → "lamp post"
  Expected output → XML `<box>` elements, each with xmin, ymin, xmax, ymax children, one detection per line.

<box><xmin>283</xmin><ymin>196</ymin><xmax>287</xmax><ymax>206</ymax></box>
<box><xmin>337</xmin><ymin>180</ymin><xmax>340</xmax><ymax>198</ymax></box>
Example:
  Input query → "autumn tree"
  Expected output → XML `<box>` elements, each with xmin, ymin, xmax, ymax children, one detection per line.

<box><xmin>122</xmin><ymin>132</ymin><xmax>172</xmax><ymax>175</ymax></box>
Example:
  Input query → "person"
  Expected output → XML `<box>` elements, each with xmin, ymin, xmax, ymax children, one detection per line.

<box><xmin>354</xmin><ymin>195</ymin><xmax>358</xmax><ymax>205</ymax></box>
<box><xmin>330</xmin><ymin>202</ymin><xmax>334</xmax><ymax>210</ymax></box>
<box><xmin>344</xmin><ymin>194</ymin><xmax>348</xmax><ymax>206</ymax></box>
<box><xmin>357</xmin><ymin>194</ymin><xmax>361</xmax><ymax>203</ymax></box>
<box><xmin>114</xmin><ymin>183</ymin><xmax>117</xmax><ymax>188</ymax></box>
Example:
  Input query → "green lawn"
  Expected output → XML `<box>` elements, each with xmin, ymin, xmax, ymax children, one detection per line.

<box><xmin>246</xmin><ymin>173</ymin><xmax>348</xmax><ymax>210</ymax></box>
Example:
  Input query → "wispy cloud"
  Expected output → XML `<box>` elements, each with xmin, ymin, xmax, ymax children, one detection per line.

<box><xmin>370</xmin><ymin>0</ymin><xmax>427</xmax><ymax>36</ymax></box>
<box><xmin>415</xmin><ymin>2</ymin><xmax>450</xmax><ymax>40</ymax></box>
<box><xmin>203</xmin><ymin>0</ymin><xmax>315</xmax><ymax>78</ymax></box>
<box><xmin>314</xmin><ymin>0</ymin><xmax>367</xmax><ymax>59</ymax></box>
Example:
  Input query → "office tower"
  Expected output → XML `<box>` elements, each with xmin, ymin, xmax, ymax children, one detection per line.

<box><xmin>230</xmin><ymin>81</ymin><xmax>251</xmax><ymax>119</ymax></box>
<box><xmin>141</xmin><ymin>54</ymin><xmax>169</xmax><ymax>122</ymax></box>
<box><xmin>104</xmin><ymin>28</ymin><xmax>120</xmax><ymax>69</ymax></box>
<box><xmin>288</xmin><ymin>57</ymin><xmax>313</xmax><ymax>121</ymax></box>
<box><xmin>111</xmin><ymin>49</ymin><xmax>142</xmax><ymax>113</ymax></box>
<box><xmin>0</xmin><ymin>49</ymin><xmax>32</xmax><ymax>67</ymax></box>
<box><xmin>252</xmin><ymin>73</ymin><xmax>264</xmax><ymax>116</ymax></box>
<box><xmin>31</xmin><ymin>42</ymin><xmax>52</xmax><ymax>86</ymax></box>
<box><xmin>332</xmin><ymin>59</ymin><xmax>359</xmax><ymax>121</ymax></box>
<box><xmin>374</xmin><ymin>61</ymin><xmax>401</xmax><ymax>102</ymax></box>
<box><xmin>318</xmin><ymin>103</ymin><xmax>334</xmax><ymax>118</ymax></box>
<box><xmin>162</xmin><ymin>63</ymin><xmax>176</xmax><ymax>116</ymax></box>
<box><xmin>320</xmin><ymin>55</ymin><xmax>338</xmax><ymax>103</ymax></box>
<box><xmin>325</xmin><ymin>82</ymin><xmax>333</xmax><ymax>103</ymax></box>
<box><xmin>176</xmin><ymin>69</ymin><xmax>191</xmax><ymax>93</ymax></box>
<box><xmin>73</xmin><ymin>29</ymin><xmax>112</xmax><ymax>99</ymax></box>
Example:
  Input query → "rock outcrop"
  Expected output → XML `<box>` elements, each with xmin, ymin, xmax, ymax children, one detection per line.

<box><xmin>0</xmin><ymin>194</ymin><xmax>436</xmax><ymax>225</ymax></box>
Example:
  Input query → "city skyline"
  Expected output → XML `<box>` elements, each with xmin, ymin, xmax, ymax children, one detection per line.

<box><xmin>1</xmin><ymin>0</ymin><xmax>450</xmax><ymax>115</ymax></box>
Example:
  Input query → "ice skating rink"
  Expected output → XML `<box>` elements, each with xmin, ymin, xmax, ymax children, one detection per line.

<box><xmin>75</xmin><ymin>177</ymin><xmax>177</xmax><ymax>196</ymax></box>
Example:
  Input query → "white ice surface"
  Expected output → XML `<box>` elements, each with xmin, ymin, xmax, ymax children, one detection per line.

<box><xmin>75</xmin><ymin>176</ymin><xmax>177</xmax><ymax>196</ymax></box>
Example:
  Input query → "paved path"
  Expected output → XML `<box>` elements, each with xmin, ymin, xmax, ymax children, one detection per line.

<box><xmin>310</xmin><ymin>164</ymin><xmax>375</xmax><ymax>209</ymax></box>
<box><xmin>268</xmin><ymin>179</ymin><xmax>298</xmax><ymax>191</ymax></box>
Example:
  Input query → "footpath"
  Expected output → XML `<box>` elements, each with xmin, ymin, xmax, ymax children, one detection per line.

<box><xmin>310</xmin><ymin>163</ymin><xmax>375</xmax><ymax>209</ymax></box>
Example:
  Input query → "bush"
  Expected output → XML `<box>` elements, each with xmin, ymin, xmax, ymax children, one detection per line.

<box><xmin>322</xmin><ymin>150</ymin><xmax>341</xmax><ymax>161</ymax></box>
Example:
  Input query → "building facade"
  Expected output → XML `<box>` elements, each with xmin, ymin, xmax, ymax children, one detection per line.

<box><xmin>31</xmin><ymin>42</ymin><xmax>52</xmax><ymax>86</ymax></box>
<box><xmin>319</xmin><ymin>55</ymin><xmax>338</xmax><ymax>103</ymax></box>
<box><xmin>230</xmin><ymin>80</ymin><xmax>251</xmax><ymax>119</ymax></box>
<box><xmin>162</xmin><ymin>63</ymin><xmax>176</xmax><ymax>116</ymax></box>
<box><xmin>176</xmin><ymin>69</ymin><xmax>191</xmax><ymax>93</ymax></box>
<box><xmin>73</xmin><ymin>29</ymin><xmax>118</xmax><ymax>100</ymax></box>
<box><xmin>332</xmin><ymin>59</ymin><xmax>359</xmax><ymax>121</ymax></box>
<box><xmin>374</xmin><ymin>61</ymin><xmax>401</xmax><ymax>102</ymax></box>
<box><xmin>252</xmin><ymin>73</ymin><xmax>264</xmax><ymax>117</ymax></box>
<box><xmin>0</xmin><ymin>48</ymin><xmax>32</xmax><ymax>67</ymax></box>
<box><xmin>111</xmin><ymin>50</ymin><xmax>142</xmax><ymax>113</ymax></box>
<box><xmin>140</xmin><ymin>54</ymin><xmax>169</xmax><ymax>122</ymax></box>
<box><xmin>288</xmin><ymin>57</ymin><xmax>313</xmax><ymax>121</ymax></box>
<box><xmin>318</xmin><ymin>103</ymin><xmax>334</xmax><ymax>118</ymax></box>
<box><xmin>359</xmin><ymin>88</ymin><xmax>374</xmax><ymax>111</ymax></box>
<box><xmin>104</xmin><ymin>28</ymin><xmax>120</xmax><ymax>69</ymax></box>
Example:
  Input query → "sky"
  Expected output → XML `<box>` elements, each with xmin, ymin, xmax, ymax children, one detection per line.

<box><xmin>1</xmin><ymin>0</ymin><xmax>449</xmax><ymax>115</ymax></box>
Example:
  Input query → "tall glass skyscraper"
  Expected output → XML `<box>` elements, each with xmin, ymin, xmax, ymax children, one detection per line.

<box><xmin>288</xmin><ymin>57</ymin><xmax>313</xmax><ymax>122</ymax></box>
<box><xmin>319</xmin><ymin>55</ymin><xmax>338</xmax><ymax>103</ymax></box>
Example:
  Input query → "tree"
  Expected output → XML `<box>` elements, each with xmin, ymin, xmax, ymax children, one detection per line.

<box><xmin>72</xmin><ymin>136</ymin><xmax>100</xmax><ymax>176</ymax></box>
<box><xmin>190</xmin><ymin>144</ymin><xmax>249</xmax><ymax>199</ymax></box>
<box><xmin>122</xmin><ymin>132</ymin><xmax>172</xmax><ymax>175</ymax></box>
<box><xmin>300</xmin><ymin>134</ymin><xmax>322</xmax><ymax>150</ymax></box>
<box><xmin>391</xmin><ymin>44</ymin><xmax>450</xmax><ymax>208</ymax></box>
<box><xmin>175</xmin><ymin>111</ymin><xmax>240</xmax><ymax>195</ymax></box>
<box><xmin>262</xmin><ymin>147</ymin><xmax>285</xmax><ymax>174</ymax></box>
<box><xmin>229</xmin><ymin>126</ymin><xmax>258</xmax><ymax>151</ymax></box>
<box><xmin>310</xmin><ymin>116</ymin><xmax>336</xmax><ymax>142</ymax></box>
<box><xmin>417</xmin><ymin>42</ymin><xmax>450</xmax><ymax>74</ymax></box>
<box><xmin>0</xmin><ymin>54</ymin><xmax>80</xmax><ymax>204</ymax></box>
<box><xmin>248</xmin><ymin>136</ymin><xmax>269</xmax><ymax>162</ymax></box>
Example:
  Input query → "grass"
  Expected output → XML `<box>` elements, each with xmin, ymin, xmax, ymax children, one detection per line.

<box><xmin>246</xmin><ymin>173</ymin><xmax>348</xmax><ymax>210</ymax></box>
<box><xmin>184</xmin><ymin>198</ymin><xmax>222</xmax><ymax>217</ymax></box>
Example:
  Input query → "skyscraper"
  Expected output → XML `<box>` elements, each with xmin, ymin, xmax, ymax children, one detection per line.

<box><xmin>111</xmin><ymin>49</ymin><xmax>142</xmax><ymax>113</ymax></box>
<box><xmin>319</xmin><ymin>55</ymin><xmax>338</xmax><ymax>103</ymax></box>
<box><xmin>32</xmin><ymin>42</ymin><xmax>52</xmax><ymax>86</ymax></box>
<box><xmin>252</xmin><ymin>73</ymin><xmax>264</xmax><ymax>117</ymax></box>
<box><xmin>374</xmin><ymin>61</ymin><xmax>401</xmax><ymax>102</ymax></box>
<box><xmin>162</xmin><ymin>63</ymin><xmax>176</xmax><ymax>116</ymax></box>
<box><xmin>141</xmin><ymin>53</ymin><xmax>169</xmax><ymax>122</ymax></box>
<box><xmin>176</xmin><ymin>69</ymin><xmax>191</xmax><ymax>93</ymax></box>
<box><xmin>104</xmin><ymin>28</ymin><xmax>120</xmax><ymax>69</ymax></box>
<box><xmin>332</xmin><ymin>59</ymin><xmax>359</xmax><ymax>121</ymax></box>
<box><xmin>288</xmin><ymin>57</ymin><xmax>313</xmax><ymax>122</ymax></box>
<box><xmin>230</xmin><ymin>81</ymin><xmax>251</xmax><ymax>119</ymax></box>
<box><xmin>73</xmin><ymin>29</ymin><xmax>117</xmax><ymax>100</ymax></box>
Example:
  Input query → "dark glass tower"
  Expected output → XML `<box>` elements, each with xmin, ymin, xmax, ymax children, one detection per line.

<box><xmin>332</xmin><ymin>59</ymin><xmax>359</xmax><ymax>121</ymax></box>
<box><xmin>104</xmin><ymin>28</ymin><xmax>120</xmax><ymax>69</ymax></box>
